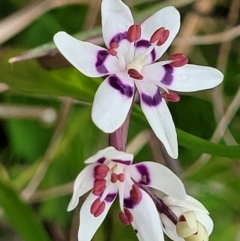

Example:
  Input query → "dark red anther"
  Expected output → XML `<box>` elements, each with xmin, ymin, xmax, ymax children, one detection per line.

<box><xmin>110</xmin><ymin>42</ymin><xmax>119</xmax><ymax>49</ymax></box>
<box><xmin>127</xmin><ymin>24</ymin><xmax>141</xmax><ymax>42</ymax></box>
<box><xmin>108</xmin><ymin>48</ymin><xmax>117</xmax><ymax>56</ymax></box>
<box><xmin>118</xmin><ymin>173</ymin><xmax>125</xmax><ymax>182</ymax></box>
<box><xmin>94</xmin><ymin>165</ymin><xmax>110</xmax><ymax>179</ymax></box>
<box><xmin>179</xmin><ymin>215</ymin><xmax>186</xmax><ymax>222</ymax></box>
<box><xmin>169</xmin><ymin>53</ymin><xmax>188</xmax><ymax>67</ymax></box>
<box><xmin>93</xmin><ymin>179</ymin><xmax>106</xmax><ymax>191</ymax></box>
<box><xmin>150</xmin><ymin>27</ymin><xmax>170</xmax><ymax>46</ymax></box>
<box><xmin>111</xmin><ymin>173</ymin><xmax>118</xmax><ymax>183</ymax></box>
<box><xmin>130</xmin><ymin>184</ymin><xmax>142</xmax><ymax>204</ymax></box>
<box><xmin>128</xmin><ymin>69</ymin><xmax>143</xmax><ymax>80</ymax></box>
<box><xmin>90</xmin><ymin>198</ymin><xmax>106</xmax><ymax>217</ymax></box>
<box><xmin>119</xmin><ymin>208</ymin><xmax>133</xmax><ymax>225</ymax></box>
<box><xmin>161</xmin><ymin>91</ymin><xmax>180</xmax><ymax>102</ymax></box>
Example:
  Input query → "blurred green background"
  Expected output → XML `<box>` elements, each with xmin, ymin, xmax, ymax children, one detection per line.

<box><xmin>0</xmin><ymin>0</ymin><xmax>240</xmax><ymax>240</ymax></box>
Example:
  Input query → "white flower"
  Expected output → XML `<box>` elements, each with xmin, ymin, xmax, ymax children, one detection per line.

<box><xmin>160</xmin><ymin>195</ymin><xmax>213</xmax><ymax>241</ymax></box>
<box><xmin>54</xmin><ymin>0</ymin><xmax>223</xmax><ymax>158</ymax></box>
<box><xmin>68</xmin><ymin>146</ymin><xmax>186</xmax><ymax>241</ymax></box>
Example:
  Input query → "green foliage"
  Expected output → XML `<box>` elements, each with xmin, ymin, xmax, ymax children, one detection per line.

<box><xmin>0</xmin><ymin>0</ymin><xmax>240</xmax><ymax>240</ymax></box>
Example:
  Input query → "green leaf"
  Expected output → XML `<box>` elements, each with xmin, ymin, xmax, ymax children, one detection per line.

<box><xmin>0</xmin><ymin>179</ymin><xmax>51</xmax><ymax>241</ymax></box>
<box><xmin>132</xmin><ymin>106</ymin><xmax>240</xmax><ymax>158</ymax></box>
<box><xmin>2</xmin><ymin>52</ymin><xmax>98</xmax><ymax>102</ymax></box>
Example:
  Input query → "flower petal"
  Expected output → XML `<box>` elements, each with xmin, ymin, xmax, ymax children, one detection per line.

<box><xmin>195</xmin><ymin>212</ymin><xmax>213</xmax><ymax>235</ymax></box>
<box><xmin>92</xmin><ymin>73</ymin><xmax>135</xmax><ymax>133</ymax></box>
<box><xmin>147</xmin><ymin>63</ymin><xmax>223</xmax><ymax>92</ymax></box>
<box><xmin>136</xmin><ymin>82</ymin><xmax>178</xmax><ymax>158</ymax></box>
<box><xmin>85</xmin><ymin>146</ymin><xmax>134</xmax><ymax>165</ymax></box>
<box><xmin>139</xmin><ymin>6</ymin><xmax>180</xmax><ymax>60</ymax></box>
<box><xmin>160</xmin><ymin>214</ymin><xmax>184</xmax><ymax>241</ymax></box>
<box><xmin>163</xmin><ymin>195</ymin><xmax>210</xmax><ymax>214</ymax></box>
<box><xmin>67</xmin><ymin>164</ymin><xmax>96</xmax><ymax>211</ymax></box>
<box><xmin>101</xmin><ymin>0</ymin><xmax>133</xmax><ymax>48</ymax></box>
<box><xmin>54</xmin><ymin>31</ymin><xmax>120</xmax><ymax>77</ymax></box>
<box><xmin>78</xmin><ymin>192</ymin><xmax>116</xmax><ymax>241</ymax></box>
<box><xmin>131</xmin><ymin>189</ymin><xmax>164</xmax><ymax>241</ymax></box>
<box><xmin>127</xmin><ymin>162</ymin><xmax>186</xmax><ymax>199</ymax></box>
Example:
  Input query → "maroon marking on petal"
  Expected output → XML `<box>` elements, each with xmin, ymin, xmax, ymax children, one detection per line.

<box><xmin>95</xmin><ymin>50</ymin><xmax>109</xmax><ymax>74</ymax></box>
<box><xmin>111</xmin><ymin>159</ymin><xmax>131</xmax><ymax>165</ymax></box>
<box><xmin>108</xmin><ymin>75</ymin><xmax>134</xmax><ymax>98</ymax></box>
<box><xmin>135</xmin><ymin>40</ymin><xmax>156</xmax><ymax>62</ymax></box>
<box><xmin>97</xmin><ymin>157</ymin><xmax>106</xmax><ymax>164</ymax></box>
<box><xmin>161</xmin><ymin>64</ymin><xmax>174</xmax><ymax>86</ymax></box>
<box><xmin>135</xmin><ymin>164</ymin><xmax>150</xmax><ymax>185</ymax></box>
<box><xmin>141</xmin><ymin>90</ymin><xmax>162</xmax><ymax>107</ymax></box>
<box><xmin>110</xmin><ymin>32</ymin><xmax>128</xmax><ymax>45</ymax></box>
<box><xmin>105</xmin><ymin>193</ymin><xmax>117</xmax><ymax>202</ymax></box>
<box><xmin>124</xmin><ymin>197</ymin><xmax>135</xmax><ymax>209</ymax></box>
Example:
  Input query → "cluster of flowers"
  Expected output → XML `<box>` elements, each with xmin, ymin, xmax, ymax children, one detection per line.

<box><xmin>54</xmin><ymin>0</ymin><xmax>223</xmax><ymax>241</ymax></box>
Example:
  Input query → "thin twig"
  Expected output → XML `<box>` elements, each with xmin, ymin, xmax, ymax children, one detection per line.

<box><xmin>21</xmin><ymin>98</ymin><xmax>73</xmax><ymax>200</ymax></box>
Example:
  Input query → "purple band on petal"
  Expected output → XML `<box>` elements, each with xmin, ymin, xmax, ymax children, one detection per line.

<box><xmin>141</xmin><ymin>90</ymin><xmax>161</xmax><ymax>107</ymax></box>
<box><xmin>135</xmin><ymin>164</ymin><xmax>150</xmax><ymax>185</ymax></box>
<box><xmin>95</xmin><ymin>50</ymin><xmax>108</xmax><ymax>74</ymax></box>
<box><xmin>124</xmin><ymin>197</ymin><xmax>135</xmax><ymax>209</ymax></box>
<box><xmin>97</xmin><ymin>157</ymin><xmax>106</xmax><ymax>164</ymax></box>
<box><xmin>161</xmin><ymin>64</ymin><xmax>174</xmax><ymax>85</ymax></box>
<box><xmin>110</xmin><ymin>32</ymin><xmax>128</xmax><ymax>45</ymax></box>
<box><xmin>108</xmin><ymin>75</ymin><xmax>134</xmax><ymax>98</ymax></box>
<box><xmin>112</xmin><ymin>159</ymin><xmax>131</xmax><ymax>165</ymax></box>
<box><xmin>105</xmin><ymin>193</ymin><xmax>117</xmax><ymax>202</ymax></box>
<box><xmin>135</xmin><ymin>40</ymin><xmax>156</xmax><ymax>62</ymax></box>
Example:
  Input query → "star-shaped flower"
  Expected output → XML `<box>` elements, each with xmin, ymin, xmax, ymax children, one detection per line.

<box><xmin>54</xmin><ymin>0</ymin><xmax>223</xmax><ymax>158</ymax></box>
<box><xmin>68</xmin><ymin>146</ymin><xmax>186</xmax><ymax>241</ymax></box>
<box><xmin>160</xmin><ymin>195</ymin><xmax>213</xmax><ymax>241</ymax></box>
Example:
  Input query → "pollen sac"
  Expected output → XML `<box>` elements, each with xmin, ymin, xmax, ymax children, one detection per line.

<box><xmin>94</xmin><ymin>164</ymin><xmax>110</xmax><ymax>179</ymax></box>
<box><xmin>90</xmin><ymin>198</ymin><xmax>106</xmax><ymax>217</ymax></box>
<box><xmin>130</xmin><ymin>184</ymin><xmax>142</xmax><ymax>204</ymax></box>
<box><xmin>93</xmin><ymin>179</ymin><xmax>106</xmax><ymax>195</ymax></box>
<box><xmin>111</xmin><ymin>173</ymin><xmax>118</xmax><ymax>183</ymax></box>
<box><xmin>127</xmin><ymin>24</ymin><xmax>141</xmax><ymax>42</ymax></box>
<box><xmin>170</xmin><ymin>53</ymin><xmax>188</xmax><ymax>67</ymax></box>
<box><xmin>108</xmin><ymin>48</ymin><xmax>117</xmax><ymax>56</ymax></box>
<box><xmin>150</xmin><ymin>27</ymin><xmax>170</xmax><ymax>46</ymax></box>
<box><xmin>128</xmin><ymin>69</ymin><xmax>143</xmax><ymax>80</ymax></box>
<box><xmin>161</xmin><ymin>91</ymin><xmax>180</xmax><ymax>102</ymax></box>
<box><xmin>119</xmin><ymin>208</ymin><xmax>133</xmax><ymax>225</ymax></box>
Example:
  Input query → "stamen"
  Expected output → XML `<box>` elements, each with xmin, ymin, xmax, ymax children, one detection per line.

<box><xmin>119</xmin><ymin>208</ymin><xmax>133</xmax><ymax>225</ymax></box>
<box><xmin>93</xmin><ymin>179</ymin><xmax>106</xmax><ymax>195</ymax></box>
<box><xmin>179</xmin><ymin>215</ymin><xmax>186</xmax><ymax>222</ymax></box>
<box><xmin>110</xmin><ymin>42</ymin><xmax>119</xmax><ymax>49</ymax></box>
<box><xmin>118</xmin><ymin>173</ymin><xmax>125</xmax><ymax>182</ymax></box>
<box><xmin>108</xmin><ymin>48</ymin><xmax>117</xmax><ymax>56</ymax></box>
<box><xmin>169</xmin><ymin>53</ymin><xmax>188</xmax><ymax>67</ymax></box>
<box><xmin>111</xmin><ymin>173</ymin><xmax>118</xmax><ymax>183</ymax></box>
<box><xmin>90</xmin><ymin>198</ymin><xmax>106</xmax><ymax>217</ymax></box>
<box><xmin>162</xmin><ymin>91</ymin><xmax>180</xmax><ymax>102</ymax></box>
<box><xmin>127</xmin><ymin>24</ymin><xmax>141</xmax><ymax>42</ymax></box>
<box><xmin>128</xmin><ymin>69</ymin><xmax>143</xmax><ymax>80</ymax></box>
<box><xmin>150</xmin><ymin>27</ymin><xmax>170</xmax><ymax>46</ymax></box>
<box><xmin>130</xmin><ymin>184</ymin><xmax>142</xmax><ymax>204</ymax></box>
<box><xmin>94</xmin><ymin>164</ymin><xmax>110</xmax><ymax>179</ymax></box>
